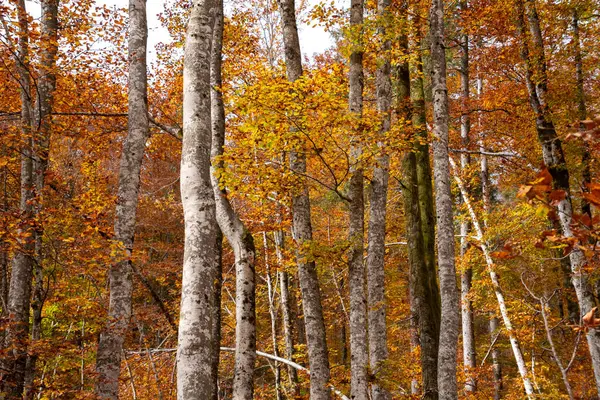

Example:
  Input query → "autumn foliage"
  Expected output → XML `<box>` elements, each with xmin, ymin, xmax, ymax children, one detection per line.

<box><xmin>0</xmin><ymin>0</ymin><xmax>599</xmax><ymax>399</ymax></box>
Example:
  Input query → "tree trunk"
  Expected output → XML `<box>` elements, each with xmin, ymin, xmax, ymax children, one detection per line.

<box><xmin>276</xmin><ymin>1</ymin><xmax>331</xmax><ymax>398</ymax></box>
<box><xmin>430</xmin><ymin>0</ymin><xmax>460</xmax><ymax>397</ymax></box>
<box><xmin>479</xmin><ymin>135</ymin><xmax>503</xmax><ymax>398</ymax></box>
<box><xmin>367</xmin><ymin>1</ymin><xmax>391</xmax><ymax>399</ymax></box>
<box><xmin>450</xmin><ymin>157</ymin><xmax>535</xmax><ymax>398</ymax></box>
<box><xmin>212</xmin><ymin>229</ymin><xmax>223</xmax><ymax>400</ymax></box>
<box><xmin>2</xmin><ymin>1</ymin><xmax>35</xmax><ymax>396</ymax></box>
<box><xmin>25</xmin><ymin>1</ymin><xmax>60</xmax><ymax>395</ymax></box>
<box><xmin>408</xmin><ymin>22</ymin><xmax>441</xmax><ymax>399</ymax></box>
<box><xmin>458</xmin><ymin>2</ymin><xmax>476</xmax><ymax>392</ymax></box>
<box><xmin>210</xmin><ymin>7</ymin><xmax>224</xmax><ymax>399</ymax></box>
<box><xmin>516</xmin><ymin>0</ymin><xmax>600</xmax><ymax>393</ymax></box>
<box><xmin>348</xmin><ymin>1</ymin><xmax>368</xmax><ymax>399</ymax></box>
<box><xmin>95</xmin><ymin>2</ymin><xmax>149</xmax><ymax>398</ymax></box>
<box><xmin>263</xmin><ymin>233</ymin><xmax>283</xmax><ymax>400</ymax></box>
<box><xmin>210</xmin><ymin>1</ymin><xmax>256</xmax><ymax>397</ymax></box>
<box><xmin>275</xmin><ymin>231</ymin><xmax>300</xmax><ymax>395</ymax></box>
<box><xmin>489</xmin><ymin>316</ymin><xmax>502</xmax><ymax>400</ymax></box>
<box><xmin>177</xmin><ymin>1</ymin><xmax>220</xmax><ymax>399</ymax></box>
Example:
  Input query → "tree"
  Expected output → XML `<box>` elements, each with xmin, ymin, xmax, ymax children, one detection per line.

<box><xmin>347</xmin><ymin>1</ymin><xmax>369</xmax><ymax>399</ymax></box>
<box><xmin>516</xmin><ymin>0</ymin><xmax>600</xmax><ymax>394</ymax></box>
<box><xmin>1</xmin><ymin>1</ymin><xmax>36</xmax><ymax>395</ymax></box>
<box><xmin>2</xmin><ymin>1</ymin><xmax>59</xmax><ymax>396</ymax></box>
<box><xmin>457</xmin><ymin>0</ymin><xmax>476</xmax><ymax>393</ymax></box>
<box><xmin>406</xmin><ymin>9</ymin><xmax>442</xmax><ymax>397</ymax></box>
<box><xmin>210</xmin><ymin>0</ymin><xmax>257</xmax><ymax>397</ymax></box>
<box><xmin>429</xmin><ymin>0</ymin><xmax>460</xmax><ymax>397</ymax></box>
<box><xmin>367</xmin><ymin>0</ymin><xmax>392</xmax><ymax>399</ymax></box>
<box><xmin>94</xmin><ymin>1</ymin><xmax>149</xmax><ymax>398</ymax></box>
<box><xmin>177</xmin><ymin>1</ymin><xmax>220</xmax><ymax>398</ymax></box>
<box><xmin>276</xmin><ymin>1</ymin><xmax>332</xmax><ymax>399</ymax></box>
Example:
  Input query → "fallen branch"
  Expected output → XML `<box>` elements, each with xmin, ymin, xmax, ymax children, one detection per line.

<box><xmin>450</xmin><ymin>156</ymin><xmax>535</xmax><ymax>398</ymax></box>
<box><xmin>125</xmin><ymin>346</ymin><xmax>350</xmax><ymax>400</ymax></box>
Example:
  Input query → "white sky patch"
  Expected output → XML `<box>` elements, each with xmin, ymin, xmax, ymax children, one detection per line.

<box><xmin>24</xmin><ymin>0</ymin><xmax>336</xmax><ymax>63</ymax></box>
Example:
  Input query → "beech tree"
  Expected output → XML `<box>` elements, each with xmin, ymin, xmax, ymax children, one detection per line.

<box><xmin>2</xmin><ymin>1</ymin><xmax>59</xmax><ymax>396</ymax></box>
<box><xmin>95</xmin><ymin>1</ymin><xmax>149</xmax><ymax>398</ymax></box>
<box><xmin>516</xmin><ymin>0</ymin><xmax>600</xmax><ymax>394</ymax></box>
<box><xmin>367</xmin><ymin>1</ymin><xmax>391</xmax><ymax>399</ymax></box>
<box><xmin>277</xmin><ymin>0</ymin><xmax>332</xmax><ymax>399</ymax></box>
<box><xmin>177</xmin><ymin>1</ymin><xmax>220</xmax><ymax>399</ymax></box>
<box><xmin>210</xmin><ymin>0</ymin><xmax>257</xmax><ymax>396</ymax></box>
<box><xmin>429</xmin><ymin>0</ymin><xmax>460</xmax><ymax>397</ymax></box>
<box><xmin>0</xmin><ymin>0</ymin><xmax>599</xmax><ymax>398</ymax></box>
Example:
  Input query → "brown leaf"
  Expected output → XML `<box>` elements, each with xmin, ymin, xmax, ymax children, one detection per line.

<box><xmin>583</xmin><ymin>307</ymin><xmax>600</xmax><ymax>328</ymax></box>
<box><xmin>583</xmin><ymin>193</ymin><xmax>600</xmax><ymax>208</ymax></box>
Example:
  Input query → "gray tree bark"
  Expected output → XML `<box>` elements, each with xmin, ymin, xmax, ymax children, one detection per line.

<box><xmin>210</xmin><ymin>4</ymin><xmax>225</xmax><ymax>397</ymax></box>
<box><xmin>489</xmin><ymin>316</ymin><xmax>502</xmax><ymax>400</ymax></box>
<box><xmin>275</xmin><ymin>231</ymin><xmax>300</xmax><ymax>395</ymax></box>
<box><xmin>572</xmin><ymin>8</ymin><xmax>592</xmax><ymax>217</ymax></box>
<box><xmin>211</xmin><ymin>229</ymin><xmax>223</xmax><ymax>400</ymax></box>
<box><xmin>429</xmin><ymin>0</ymin><xmax>460</xmax><ymax>398</ymax></box>
<box><xmin>408</xmin><ymin>21</ymin><xmax>441</xmax><ymax>398</ymax></box>
<box><xmin>516</xmin><ymin>0</ymin><xmax>600</xmax><ymax>394</ymax></box>
<box><xmin>276</xmin><ymin>1</ymin><xmax>331</xmax><ymax>398</ymax></box>
<box><xmin>209</xmin><ymin>1</ymin><xmax>256</xmax><ymax>397</ymax></box>
<box><xmin>348</xmin><ymin>1</ymin><xmax>368</xmax><ymax>399</ymax></box>
<box><xmin>25</xmin><ymin>1</ymin><xmax>60</xmax><ymax>396</ymax></box>
<box><xmin>95</xmin><ymin>2</ymin><xmax>149</xmax><ymax>398</ymax></box>
<box><xmin>458</xmin><ymin>2</ymin><xmax>476</xmax><ymax>393</ymax></box>
<box><xmin>450</xmin><ymin>157</ymin><xmax>534</xmax><ymax>398</ymax></box>
<box><xmin>94</xmin><ymin>1</ymin><xmax>149</xmax><ymax>397</ymax></box>
<box><xmin>177</xmin><ymin>1</ymin><xmax>220</xmax><ymax>399</ymax></box>
<box><xmin>479</xmin><ymin>136</ymin><xmax>503</xmax><ymax>399</ymax></box>
<box><xmin>367</xmin><ymin>1</ymin><xmax>391</xmax><ymax>399</ymax></box>
<box><xmin>2</xmin><ymin>1</ymin><xmax>35</xmax><ymax>396</ymax></box>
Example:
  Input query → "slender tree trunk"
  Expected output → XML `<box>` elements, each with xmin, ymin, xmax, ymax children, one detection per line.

<box><xmin>488</xmin><ymin>316</ymin><xmax>502</xmax><ymax>400</ymax></box>
<box><xmin>177</xmin><ymin>1</ymin><xmax>219</xmax><ymax>399</ymax></box>
<box><xmin>537</xmin><ymin>295</ymin><xmax>574</xmax><ymax>400</ymax></box>
<box><xmin>347</xmin><ymin>1</ymin><xmax>368</xmax><ymax>399</ymax></box>
<box><xmin>2</xmin><ymin>1</ymin><xmax>35</xmax><ymax>395</ymax></box>
<box><xmin>95</xmin><ymin>2</ymin><xmax>149</xmax><ymax>398</ymax></box>
<box><xmin>212</xmin><ymin>229</ymin><xmax>223</xmax><ymax>400</ymax></box>
<box><xmin>275</xmin><ymin>231</ymin><xmax>300</xmax><ymax>395</ymax></box>
<box><xmin>24</xmin><ymin>1</ymin><xmax>60</xmax><ymax>396</ymax></box>
<box><xmin>450</xmin><ymin>158</ymin><xmax>535</xmax><ymax>398</ymax></box>
<box><xmin>408</xmin><ymin>23</ymin><xmax>441</xmax><ymax>399</ymax></box>
<box><xmin>210</xmin><ymin>2</ymin><xmax>256</xmax><ymax>397</ymax></box>
<box><xmin>367</xmin><ymin>1</ymin><xmax>391</xmax><ymax>399</ymax></box>
<box><xmin>263</xmin><ymin>233</ymin><xmax>283</xmax><ymax>400</ymax></box>
<box><xmin>479</xmin><ymin>135</ymin><xmax>503</xmax><ymax>398</ymax></box>
<box><xmin>276</xmin><ymin>1</ymin><xmax>331</xmax><ymax>398</ymax></box>
<box><xmin>430</xmin><ymin>0</ymin><xmax>460</xmax><ymax>397</ymax></box>
<box><xmin>209</xmin><ymin>7</ymin><xmax>224</xmax><ymax>399</ymax></box>
<box><xmin>516</xmin><ymin>0</ymin><xmax>600</xmax><ymax>393</ymax></box>
<box><xmin>458</xmin><ymin>2</ymin><xmax>476</xmax><ymax>393</ymax></box>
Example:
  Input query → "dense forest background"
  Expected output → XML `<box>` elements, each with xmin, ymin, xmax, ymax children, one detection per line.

<box><xmin>0</xmin><ymin>0</ymin><xmax>599</xmax><ymax>398</ymax></box>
